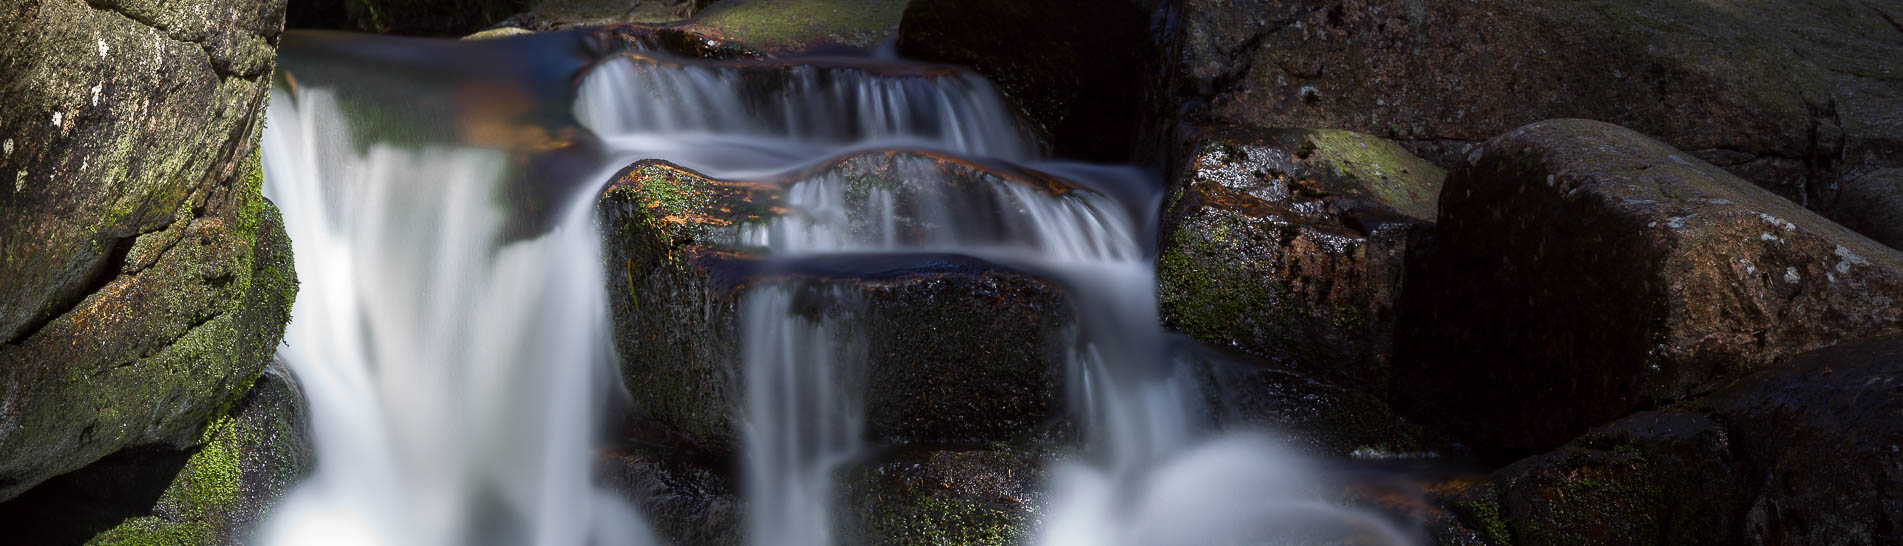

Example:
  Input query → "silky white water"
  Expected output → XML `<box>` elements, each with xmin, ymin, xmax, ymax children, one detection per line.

<box><xmin>258</xmin><ymin>87</ymin><xmax>650</xmax><ymax>546</ymax></box>
<box><xmin>259</xmin><ymin>33</ymin><xmax>1405</xmax><ymax>546</ymax></box>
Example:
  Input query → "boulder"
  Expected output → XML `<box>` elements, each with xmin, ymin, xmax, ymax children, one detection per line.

<box><xmin>1159</xmin><ymin>0</ymin><xmax>1903</xmax><ymax>245</ymax></box>
<box><xmin>897</xmin><ymin>0</ymin><xmax>1156</xmax><ymax>161</ymax></box>
<box><xmin>1399</xmin><ymin>119</ymin><xmax>1903</xmax><ymax>450</ymax></box>
<box><xmin>1472</xmin><ymin>335</ymin><xmax>1903</xmax><ymax>545</ymax></box>
<box><xmin>595</xmin><ymin>151</ymin><xmax>1077</xmax><ymax>455</ymax></box>
<box><xmin>0</xmin><ymin>366</ymin><xmax>314</xmax><ymax>545</ymax></box>
<box><xmin>0</xmin><ymin>0</ymin><xmax>297</xmax><ymax>501</ymax></box>
<box><xmin>1158</xmin><ymin>126</ymin><xmax>1443</xmax><ymax>395</ymax></box>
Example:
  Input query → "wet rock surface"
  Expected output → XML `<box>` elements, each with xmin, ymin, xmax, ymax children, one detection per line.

<box><xmin>596</xmin><ymin>151</ymin><xmax>1076</xmax><ymax>456</ymax></box>
<box><xmin>1159</xmin><ymin>125</ymin><xmax>1443</xmax><ymax>395</ymax></box>
<box><xmin>1158</xmin><ymin>0</ymin><xmax>1903</xmax><ymax>243</ymax></box>
<box><xmin>1398</xmin><ymin>119</ymin><xmax>1903</xmax><ymax>450</ymax></box>
<box><xmin>0</xmin><ymin>0</ymin><xmax>297</xmax><ymax>503</ymax></box>
<box><xmin>287</xmin><ymin>0</ymin><xmax>532</xmax><ymax>35</ymax></box>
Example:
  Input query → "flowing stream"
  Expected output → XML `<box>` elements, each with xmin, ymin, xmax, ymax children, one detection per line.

<box><xmin>259</xmin><ymin>31</ymin><xmax>1405</xmax><ymax>546</ymax></box>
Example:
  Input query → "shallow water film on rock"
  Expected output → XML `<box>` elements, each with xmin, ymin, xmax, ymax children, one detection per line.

<box><xmin>4</xmin><ymin>1</ymin><xmax>1903</xmax><ymax>545</ymax></box>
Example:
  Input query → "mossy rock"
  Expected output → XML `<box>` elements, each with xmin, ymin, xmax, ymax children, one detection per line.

<box><xmin>0</xmin><ymin>368</ymin><xmax>314</xmax><ymax>545</ymax></box>
<box><xmin>1157</xmin><ymin>125</ymin><xmax>1444</xmax><ymax>396</ymax></box>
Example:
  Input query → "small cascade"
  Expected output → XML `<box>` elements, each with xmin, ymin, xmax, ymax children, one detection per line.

<box><xmin>261</xmin><ymin>28</ymin><xmax>1409</xmax><ymax>546</ymax></box>
<box><xmin>258</xmin><ymin>87</ymin><xmax>650</xmax><ymax>546</ymax></box>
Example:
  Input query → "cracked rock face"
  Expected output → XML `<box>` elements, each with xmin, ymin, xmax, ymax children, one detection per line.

<box><xmin>1398</xmin><ymin>119</ymin><xmax>1903</xmax><ymax>451</ymax></box>
<box><xmin>1162</xmin><ymin>0</ymin><xmax>1903</xmax><ymax>247</ymax></box>
<box><xmin>0</xmin><ymin>0</ymin><xmax>294</xmax><ymax>502</ymax></box>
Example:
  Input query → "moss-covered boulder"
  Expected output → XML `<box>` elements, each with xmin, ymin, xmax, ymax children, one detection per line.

<box><xmin>1159</xmin><ymin>126</ymin><xmax>1443</xmax><ymax>395</ymax></box>
<box><xmin>897</xmin><ymin>0</ymin><xmax>1155</xmax><ymax>161</ymax></box>
<box><xmin>0</xmin><ymin>367</ymin><xmax>313</xmax><ymax>545</ymax></box>
<box><xmin>835</xmin><ymin>448</ymin><xmax>1046</xmax><ymax>546</ymax></box>
<box><xmin>0</xmin><ymin>0</ymin><xmax>297</xmax><ymax>503</ymax></box>
<box><xmin>596</xmin><ymin>151</ymin><xmax>1080</xmax><ymax>456</ymax></box>
<box><xmin>1398</xmin><ymin>119</ymin><xmax>1903</xmax><ymax>450</ymax></box>
<box><xmin>1159</xmin><ymin>0</ymin><xmax>1903</xmax><ymax>246</ymax></box>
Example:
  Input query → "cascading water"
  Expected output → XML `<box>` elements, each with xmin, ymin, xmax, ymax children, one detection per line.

<box><xmin>258</xmin><ymin>86</ymin><xmax>652</xmax><ymax>546</ymax></box>
<box><xmin>258</xmin><ymin>29</ymin><xmax>1407</xmax><ymax>546</ymax></box>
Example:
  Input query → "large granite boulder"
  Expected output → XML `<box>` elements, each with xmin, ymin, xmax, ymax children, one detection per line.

<box><xmin>1468</xmin><ymin>335</ymin><xmax>1903</xmax><ymax>545</ymax></box>
<box><xmin>0</xmin><ymin>0</ymin><xmax>297</xmax><ymax>503</ymax></box>
<box><xmin>595</xmin><ymin>151</ymin><xmax>1078</xmax><ymax>456</ymax></box>
<box><xmin>1159</xmin><ymin>0</ymin><xmax>1903</xmax><ymax>247</ymax></box>
<box><xmin>1159</xmin><ymin>126</ymin><xmax>1442</xmax><ymax>395</ymax></box>
<box><xmin>1398</xmin><ymin>119</ymin><xmax>1903</xmax><ymax>450</ymax></box>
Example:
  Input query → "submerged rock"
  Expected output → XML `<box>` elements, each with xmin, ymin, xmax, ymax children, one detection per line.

<box><xmin>0</xmin><ymin>0</ymin><xmax>297</xmax><ymax>503</ymax></box>
<box><xmin>595</xmin><ymin>151</ymin><xmax>1077</xmax><ymax>456</ymax></box>
<box><xmin>1159</xmin><ymin>0</ymin><xmax>1903</xmax><ymax>246</ymax></box>
<box><xmin>1159</xmin><ymin>126</ymin><xmax>1443</xmax><ymax>395</ymax></box>
<box><xmin>1399</xmin><ymin>119</ymin><xmax>1903</xmax><ymax>450</ymax></box>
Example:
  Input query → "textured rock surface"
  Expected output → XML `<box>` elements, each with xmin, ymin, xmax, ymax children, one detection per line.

<box><xmin>0</xmin><ymin>0</ymin><xmax>296</xmax><ymax>502</ymax></box>
<box><xmin>897</xmin><ymin>0</ymin><xmax>1154</xmax><ymax>161</ymax></box>
<box><xmin>1160</xmin><ymin>0</ymin><xmax>1903</xmax><ymax>246</ymax></box>
<box><xmin>1472</xmin><ymin>335</ymin><xmax>1903</xmax><ymax>545</ymax></box>
<box><xmin>0</xmin><ymin>367</ymin><xmax>313</xmax><ymax>545</ymax></box>
<box><xmin>1159</xmin><ymin>126</ymin><xmax>1442</xmax><ymax>394</ymax></box>
<box><xmin>683</xmin><ymin>0</ymin><xmax>909</xmax><ymax>53</ymax></box>
<box><xmin>595</xmin><ymin>152</ymin><xmax>1076</xmax><ymax>455</ymax></box>
<box><xmin>1399</xmin><ymin>118</ymin><xmax>1903</xmax><ymax>450</ymax></box>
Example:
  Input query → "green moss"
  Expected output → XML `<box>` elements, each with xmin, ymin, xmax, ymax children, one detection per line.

<box><xmin>1295</xmin><ymin>129</ymin><xmax>1444</xmax><ymax>220</ymax></box>
<box><xmin>180</xmin><ymin>415</ymin><xmax>246</xmax><ymax>519</ymax></box>
<box><xmin>84</xmin><ymin>516</ymin><xmax>212</xmax><ymax>546</ymax></box>
<box><xmin>1157</xmin><ymin>211</ymin><xmax>1274</xmax><ymax>344</ymax></box>
<box><xmin>1453</xmin><ymin>494</ymin><xmax>1513</xmax><ymax>544</ymax></box>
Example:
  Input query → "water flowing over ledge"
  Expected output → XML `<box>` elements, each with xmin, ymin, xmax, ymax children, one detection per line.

<box><xmin>258</xmin><ymin>29</ymin><xmax>1407</xmax><ymax>546</ymax></box>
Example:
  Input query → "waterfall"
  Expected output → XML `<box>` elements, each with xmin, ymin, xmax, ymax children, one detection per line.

<box><xmin>259</xmin><ymin>29</ymin><xmax>1405</xmax><ymax>546</ymax></box>
<box><xmin>258</xmin><ymin>86</ymin><xmax>650</xmax><ymax>546</ymax></box>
